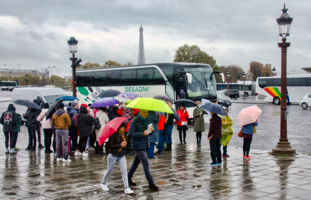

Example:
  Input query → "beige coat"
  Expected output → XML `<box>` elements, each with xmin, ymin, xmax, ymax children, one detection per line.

<box><xmin>95</xmin><ymin>110</ymin><xmax>109</xmax><ymax>141</ymax></box>
<box><xmin>193</xmin><ymin>106</ymin><xmax>207</xmax><ymax>132</ymax></box>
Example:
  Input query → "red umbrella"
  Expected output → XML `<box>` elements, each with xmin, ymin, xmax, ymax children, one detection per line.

<box><xmin>98</xmin><ymin>117</ymin><xmax>127</xmax><ymax>146</ymax></box>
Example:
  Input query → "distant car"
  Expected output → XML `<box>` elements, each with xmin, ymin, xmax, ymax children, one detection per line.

<box><xmin>222</xmin><ymin>89</ymin><xmax>240</xmax><ymax>99</ymax></box>
<box><xmin>300</xmin><ymin>93</ymin><xmax>311</xmax><ymax>109</ymax></box>
<box><xmin>217</xmin><ymin>90</ymin><xmax>232</xmax><ymax>107</ymax></box>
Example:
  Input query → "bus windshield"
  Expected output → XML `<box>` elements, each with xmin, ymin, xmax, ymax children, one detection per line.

<box><xmin>184</xmin><ymin>65</ymin><xmax>216</xmax><ymax>98</ymax></box>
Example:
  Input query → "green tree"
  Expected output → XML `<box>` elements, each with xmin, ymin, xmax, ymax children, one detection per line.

<box><xmin>78</xmin><ymin>61</ymin><xmax>133</xmax><ymax>69</ymax></box>
<box><xmin>78</xmin><ymin>62</ymin><xmax>103</xmax><ymax>69</ymax></box>
<box><xmin>250</xmin><ymin>61</ymin><xmax>264</xmax><ymax>81</ymax></box>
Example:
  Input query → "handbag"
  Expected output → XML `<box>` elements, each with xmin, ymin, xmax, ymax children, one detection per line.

<box><xmin>238</xmin><ymin>126</ymin><xmax>244</xmax><ymax>137</ymax></box>
<box><xmin>93</xmin><ymin>118</ymin><xmax>101</xmax><ymax>129</ymax></box>
<box><xmin>253</xmin><ymin>126</ymin><xmax>257</xmax><ymax>134</ymax></box>
<box><xmin>181</xmin><ymin>121</ymin><xmax>187</xmax><ymax>126</ymax></box>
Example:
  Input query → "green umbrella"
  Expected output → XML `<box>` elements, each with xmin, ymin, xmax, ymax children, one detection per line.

<box><xmin>125</xmin><ymin>98</ymin><xmax>173</xmax><ymax>114</ymax></box>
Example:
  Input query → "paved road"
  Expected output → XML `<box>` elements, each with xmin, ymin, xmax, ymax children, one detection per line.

<box><xmin>0</xmin><ymin>91</ymin><xmax>310</xmax><ymax>153</ymax></box>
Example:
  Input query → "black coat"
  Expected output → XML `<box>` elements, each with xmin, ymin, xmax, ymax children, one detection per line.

<box><xmin>109</xmin><ymin>133</ymin><xmax>126</xmax><ymax>157</ymax></box>
<box><xmin>0</xmin><ymin>104</ymin><xmax>18</xmax><ymax>132</ymax></box>
<box><xmin>25</xmin><ymin>108</ymin><xmax>40</xmax><ymax>128</ymax></box>
<box><xmin>208</xmin><ymin>113</ymin><xmax>222</xmax><ymax>139</ymax></box>
<box><xmin>77</xmin><ymin>106</ymin><xmax>94</xmax><ymax>138</ymax></box>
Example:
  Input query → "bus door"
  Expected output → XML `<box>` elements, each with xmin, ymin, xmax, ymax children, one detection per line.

<box><xmin>176</xmin><ymin>78</ymin><xmax>186</xmax><ymax>99</ymax></box>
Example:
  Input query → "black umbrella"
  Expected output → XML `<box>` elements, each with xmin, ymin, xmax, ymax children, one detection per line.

<box><xmin>46</xmin><ymin>99</ymin><xmax>63</xmax><ymax>119</ymax></box>
<box><xmin>98</xmin><ymin>89</ymin><xmax>121</xmax><ymax>98</ymax></box>
<box><xmin>13</xmin><ymin>99</ymin><xmax>40</xmax><ymax>110</ymax></box>
<box><xmin>175</xmin><ymin>99</ymin><xmax>196</xmax><ymax>107</ymax></box>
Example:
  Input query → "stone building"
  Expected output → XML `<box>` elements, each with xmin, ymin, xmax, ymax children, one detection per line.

<box><xmin>0</xmin><ymin>68</ymin><xmax>46</xmax><ymax>79</ymax></box>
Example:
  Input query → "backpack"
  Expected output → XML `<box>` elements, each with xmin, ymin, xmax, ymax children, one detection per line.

<box><xmin>93</xmin><ymin>117</ymin><xmax>101</xmax><ymax>129</ymax></box>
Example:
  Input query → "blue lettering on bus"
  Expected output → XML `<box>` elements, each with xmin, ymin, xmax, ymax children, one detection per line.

<box><xmin>125</xmin><ymin>87</ymin><xmax>149</xmax><ymax>92</ymax></box>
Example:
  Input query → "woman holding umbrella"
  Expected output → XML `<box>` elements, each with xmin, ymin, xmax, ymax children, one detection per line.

<box><xmin>242</xmin><ymin>121</ymin><xmax>258</xmax><ymax>160</ymax></box>
<box><xmin>193</xmin><ymin>101</ymin><xmax>207</xmax><ymax>147</ymax></box>
<box><xmin>176</xmin><ymin>104</ymin><xmax>189</xmax><ymax>144</ymax></box>
<box><xmin>100</xmin><ymin>122</ymin><xmax>134</xmax><ymax>194</ymax></box>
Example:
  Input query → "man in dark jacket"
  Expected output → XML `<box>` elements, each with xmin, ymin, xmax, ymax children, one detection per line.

<box><xmin>0</xmin><ymin>104</ymin><xmax>18</xmax><ymax>153</ymax></box>
<box><xmin>127</xmin><ymin>110</ymin><xmax>159</xmax><ymax>191</ymax></box>
<box><xmin>67</xmin><ymin>100</ymin><xmax>79</xmax><ymax>151</ymax></box>
<box><xmin>23</xmin><ymin>106</ymin><xmax>40</xmax><ymax>151</ymax></box>
<box><xmin>33</xmin><ymin>99</ymin><xmax>44</xmax><ymax>149</ymax></box>
<box><xmin>76</xmin><ymin>106</ymin><xmax>94</xmax><ymax>156</ymax></box>
<box><xmin>208</xmin><ymin>112</ymin><xmax>222</xmax><ymax>166</ymax></box>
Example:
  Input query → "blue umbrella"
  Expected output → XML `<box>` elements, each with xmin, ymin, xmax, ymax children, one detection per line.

<box><xmin>200</xmin><ymin>102</ymin><xmax>227</xmax><ymax>116</ymax></box>
<box><xmin>56</xmin><ymin>96</ymin><xmax>79</xmax><ymax>101</ymax></box>
<box><xmin>91</xmin><ymin>98</ymin><xmax>120</xmax><ymax>108</ymax></box>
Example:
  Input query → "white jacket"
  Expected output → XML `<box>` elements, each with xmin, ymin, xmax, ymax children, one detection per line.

<box><xmin>37</xmin><ymin>109</ymin><xmax>52</xmax><ymax>129</ymax></box>
<box><xmin>95</xmin><ymin>110</ymin><xmax>109</xmax><ymax>142</ymax></box>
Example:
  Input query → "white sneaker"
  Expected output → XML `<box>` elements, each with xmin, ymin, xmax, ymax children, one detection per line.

<box><xmin>56</xmin><ymin>158</ymin><xmax>62</xmax><ymax>162</ymax></box>
<box><xmin>101</xmin><ymin>184</ymin><xmax>109</xmax><ymax>191</ymax></box>
<box><xmin>62</xmin><ymin>158</ymin><xmax>71</xmax><ymax>162</ymax></box>
<box><xmin>82</xmin><ymin>152</ymin><xmax>88</xmax><ymax>157</ymax></box>
<box><xmin>125</xmin><ymin>188</ymin><xmax>134</xmax><ymax>194</ymax></box>
<box><xmin>75</xmin><ymin>151</ymin><xmax>82</xmax><ymax>156</ymax></box>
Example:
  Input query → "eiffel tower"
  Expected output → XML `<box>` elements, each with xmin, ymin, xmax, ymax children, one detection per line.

<box><xmin>137</xmin><ymin>22</ymin><xmax>146</xmax><ymax>65</ymax></box>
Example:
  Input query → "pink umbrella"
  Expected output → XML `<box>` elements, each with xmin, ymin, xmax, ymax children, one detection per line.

<box><xmin>98</xmin><ymin>117</ymin><xmax>127</xmax><ymax>146</ymax></box>
<box><xmin>236</xmin><ymin>105</ymin><xmax>262</xmax><ymax>126</ymax></box>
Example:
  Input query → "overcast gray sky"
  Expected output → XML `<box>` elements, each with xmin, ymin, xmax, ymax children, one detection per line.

<box><xmin>0</xmin><ymin>0</ymin><xmax>310</xmax><ymax>77</ymax></box>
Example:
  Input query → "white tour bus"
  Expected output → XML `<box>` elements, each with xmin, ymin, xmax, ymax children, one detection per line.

<box><xmin>216</xmin><ymin>81</ymin><xmax>254</xmax><ymax>97</ymax></box>
<box><xmin>255</xmin><ymin>74</ymin><xmax>311</xmax><ymax>104</ymax></box>
<box><xmin>76</xmin><ymin>63</ymin><xmax>218</xmax><ymax>118</ymax></box>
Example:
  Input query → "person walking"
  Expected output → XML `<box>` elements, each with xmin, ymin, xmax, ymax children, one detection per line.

<box><xmin>156</xmin><ymin>112</ymin><xmax>166</xmax><ymax>155</ymax></box>
<box><xmin>0</xmin><ymin>104</ymin><xmax>18</xmax><ymax>154</ymax></box>
<box><xmin>37</xmin><ymin>103</ymin><xmax>53</xmax><ymax>153</ymax></box>
<box><xmin>193</xmin><ymin>101</ymin><xmax>207</xmax><ymax>147</ymax></box>
<box><xmin>23</xmin><ymin>106</ymin><xmax>40</xmax><ymax>151</ymax></box>
<box><xmin>164</xmin><ymin>102</ymin><xmax>174</xmax><ymax>151</ymax></box>
<box><xmin>67</xmin><ymin>101</ymin><xmax>79</xmax><ymax>151</ymax></box>
<box><xmin>176</xmin><ymin>104</ymin><xmax>189</xmax><ymax>144</ymax></box>
<box><xmin>95</xmin><ymin>107</ymin><xmax>109</xmax><ymax>155</ymax></box>
<box><xmin>75</xmin><ymin>106</ymin><xmax>94</xmax><ymax>157</ymax></box>
<box><xmin>242</xmin><ymin>121</ymin><xmax>258</xmax><ymax>160</ymax></box>
<box><xmin>147</xmin><ymin>111</ymin><xmax>160</xmax><ymax>159</ymax></box>
<box><xmin>33</xmin><ymin>99</ymin><xmax>44</xmax><ymax>149</ymax></box>
<box><xmin>220</xmin><ymin>108</ymin><xmax>233</xmax><ymax>157</ymax></box>
<box><xmin>51</xmin><ymin>103</ymin><xmax>72</xmax><ymax>162</ymax></box>
<box><xmin>100</xmin><ymin>123</ymin><xmax>134</xmax><ymax>194</ymax></box>
<box><xmin>127</xmin><ymin>110</ymin><xmax>159</xmax><ymax>191</ymax></box>
<box><xmin>207</xmin><ymin>111</ymin><xmax>222</xmax><ymax>166</ymax></box>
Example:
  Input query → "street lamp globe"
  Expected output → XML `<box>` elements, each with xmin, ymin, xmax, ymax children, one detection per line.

<box><xmin>67</xmin><ymin>37</ymin><xmax>78</xmax><ymax>53</ymax></box>
<box><xmin>276</xmin><ymin>4</ymin><xmax>293</xmax><ymax>38</ymax></box>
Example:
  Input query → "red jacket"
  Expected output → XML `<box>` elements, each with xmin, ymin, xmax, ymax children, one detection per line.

<box><xmin>117</xmin><ymin>108</ymin><xmax>139</xmax><ymax>116</ymax></box>
<box><xmin>158</xmin><ymin>115</ymin><xmax>166</xmax><ymax>131</ymax></box>
<box><xmin>176</xmin><ymin>109</ymin><xmax>189</xmax><ymax>126</ymax></box>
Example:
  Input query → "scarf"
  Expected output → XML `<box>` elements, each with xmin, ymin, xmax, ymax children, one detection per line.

<box><xmin>118</xmin><ymin>131</ymin><xmax>126</xmax><ymax>152</ymax></box>
<box><xmin>138</xmin><ymin>113</ymin><xmax>148</xmax><ymax>126</ymax></box>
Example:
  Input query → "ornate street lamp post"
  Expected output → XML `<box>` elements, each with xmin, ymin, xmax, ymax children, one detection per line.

<box><xmin>272</xmin><ymin>4</ymin><xmax>296</xmax><ymax>155</ymax></box>
<box><xmin>25</xmin><ymin>74</ymin><xmax>28</xmax><ymax>87</ymax></box>
<box><xmin>68</xmin><ymin>37</ymin><xmax>78</xmax><ymax>97</ymax></box>
<box><xmin>243</xmin><ymin>72</ymin><xmax>246</xmax><ymax>99</ymax></box>
<box><xmin>227</xmin><ymin>72</ymin><xmax>230</xmax><ymax>97</ymax></box>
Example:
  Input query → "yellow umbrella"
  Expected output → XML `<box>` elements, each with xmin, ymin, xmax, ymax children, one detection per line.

<box><xmin>125</xmin><ymin>97</ymin><xmax>173</xmax><ymax>114</ymax></box>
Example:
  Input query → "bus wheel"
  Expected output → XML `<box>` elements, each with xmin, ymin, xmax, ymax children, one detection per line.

<box><xmin>273</xmin><ymin>97</ymin><xmax>280</xmax><ymax>105</ymax></box>
<box><xmin>301</xmin><ymin>103</ymin><xmax>308</xmax><ymax>109</ymax></box>
<box><xmin>245</xmin><ymin>92</ymin><xmax>249</xmax><ymax>97</ymax></box>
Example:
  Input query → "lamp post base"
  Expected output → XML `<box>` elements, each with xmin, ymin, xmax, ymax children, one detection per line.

<box><xmin>272</xmin><ymin>141</ymin><xmax>296</xmax><ymax>155</ymax></box>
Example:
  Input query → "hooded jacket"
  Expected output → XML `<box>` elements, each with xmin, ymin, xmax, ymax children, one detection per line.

<box><xmin>129</xmin><ymin>114</ymin><xmax>150</xmax><ymax>151</ymax></box>
<box><xmin>67</xmin><ymin>106</ymin><xmax>78</xmax><ymax>119</ymax></box>
<box><xmin>77</xmin><ymin>106</ymin><xmax>94</xmax><ymax>138</ymax></box>
<box><xmin>51</xmin><ymin>109</ymin><xmax>71</xmax><ymax>130</ymax></box>
<box><xmin>0</xmin><ymin>104</ymin><xmax>18</xmax><ymax>132</ymax></box>
<box><xmin>37</xmin><ymin>109</ymin><xmax>52</xmax><ymax>129</ymax></box>
<box><xmin>25</xmin><ymin>108</ymin><xmax>41</xmax><ymax>128</ymax></box>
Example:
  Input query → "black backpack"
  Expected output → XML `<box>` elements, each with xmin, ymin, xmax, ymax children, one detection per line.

<box><xmin>93</xmin><ymin>117</ymin><xmax>101</xmax><ymax>129</ymax></box>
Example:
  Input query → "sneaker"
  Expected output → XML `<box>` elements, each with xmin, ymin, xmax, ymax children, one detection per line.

<box><xmin>101</xmin><ymin>184</ymin><xmax>109</xmax><ymax>191</ymax></box>
<box><xmin>210</xmin><ymin>162</ymin><xmax>217</xmax><ymax>166</ymax></box>
<box><xmin>56</xmin><ymin>157</ymin><xmax>62</xmax><ymax>162</ymax></box>
<box><xmin>125</xmin><ymin>188</ymin><xmax>134</xmax><ymax>194</ymax></box>
<box><xmin>223</xmin><ymin>154</ymin><xmax>229</xmax><ymax>158</ymax></box>
<box><xmin>14</xmin><ymin>147</ymin><xmax>19</xmax><ymax>151</ymax></box>
<box><xmin>243</xmin><ymin>155</ymin><xmax>247</xmax><ymax>159</ymax></box>
<box><xmin>75</xmin><ymin>151</ymin><xmax>82</xmax><ymax>156</ymax></box>
<box><xmin>62</xmin><ymin>158</ymin><xmax>71</xmax><ymax>162</ymax></box>
<box><xmin>38</xmin><ymin>144</ymin><xmax>44</xmax><ymax>148</ymax></box>
<box><xmin>82</xmin><ymin>152</ymin><xmax>88</xmax><ymax>157</ymax></box>
<box><xmin>217</xmin><ymin>162</ymin><xmax>222</xmax><ymax>165</ymax></box>
<box><xmin>5</xmin><ymin>149</ymin><xmax>9</xmax><ymax>154</ymax></box>
<box><xmin>246</xmin><ymin>156</ymin><xmax>251</xmax><ymax>160</ymax></box>
<box><xmin>10</xmin><ymin>149</ymin><xmax>17</xmax><ymax>154</ymax></box>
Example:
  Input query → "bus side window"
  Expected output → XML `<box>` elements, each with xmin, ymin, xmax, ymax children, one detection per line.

<box><xmin>154</xmin><ymin>68</ymin><xmax>166</xmax><ymax>84</ymax></box>
<box><xmin>137</xmin><ymin>68</ymin><xmax>153</xmax><ymax>85</ymax></box>
<box><xmin>85</xmin><ymin>72</ymin><xmax>95</xmax><ymax>86</ymax></box>
<box><xmin>94</xmin><ymin>71</ymin><xmax>106</xmax><ymax>86</ymax></box>
<box><xmin>121</xmin><ymin>69</ymin><xmax>136</xmax><ymax>85</ymax></box>
<box><xmin>106</xmin><ymin>71</ymin><xmax>121</xmax><ymax>86</ymax></box>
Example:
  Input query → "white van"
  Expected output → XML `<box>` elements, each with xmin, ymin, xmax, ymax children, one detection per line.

<box><xmin>12</xmin><ymin>87</ymin><xmax>67</xmax><ymax>105</ymax></box>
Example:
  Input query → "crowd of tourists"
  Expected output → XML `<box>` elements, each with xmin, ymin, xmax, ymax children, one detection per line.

<box><xmin>0</xmin><ymin>98</ymin><xmax>258</xmax><ymax>194</ymax></box>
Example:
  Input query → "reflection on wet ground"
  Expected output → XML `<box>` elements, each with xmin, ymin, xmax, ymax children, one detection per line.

<box><xmin>1</xmin><ymin>129</ymin><xmax>311</xmax><ymax>199</ymax></box>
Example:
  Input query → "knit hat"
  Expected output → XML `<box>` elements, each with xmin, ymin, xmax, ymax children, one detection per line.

<box><xmin>57</xmin><ymin>103</ymin><xmax>64</xmax><ymax>109</ymax></box>
<box><xmin>71</xmin><ymin>100</ymin><xmax>79</xmax><ymax>108</ymax></box>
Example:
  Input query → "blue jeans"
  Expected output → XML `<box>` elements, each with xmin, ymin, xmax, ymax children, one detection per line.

<box><xmin>223</xmin><ymin>145</ymin><xmax>227</xmax><ymax>155</ymax></box>
<box><xmin>128</xmin><ymin>150</ymin><xmax>154</xmax><ymax>185</ymax></box>
<box><xmin>147</xmin><ymin>143</ymin><xmax>155</xmax><ymax>158</ymax></box>
<box><xmin>164</xmin><ymin>125</ymin><xmax>173</xmax><ymax>145</ymax></box>
<box><xmin>158</xmin><ymin>130</ymin><xmax>164</xmax><ymax>151</ymax></box>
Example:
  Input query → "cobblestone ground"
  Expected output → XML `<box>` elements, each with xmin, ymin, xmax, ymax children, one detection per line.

<box><xmin>1</xmin><ymin>125</ymin><xmax>311</xmax><ymax>200</ymax></box>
